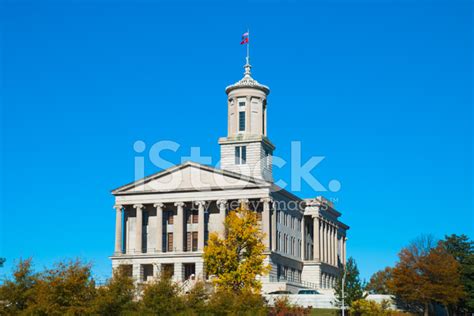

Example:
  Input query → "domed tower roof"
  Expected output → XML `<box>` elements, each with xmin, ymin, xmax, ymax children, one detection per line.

<box><xmin>225</xmin><ymin>63</ymin><xmax>270</xmax><ymax>95</ymax></box>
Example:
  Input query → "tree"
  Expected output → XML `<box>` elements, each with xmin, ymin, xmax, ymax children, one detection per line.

<box><xmin>26</xmin><ymin>259</ymin><xmax>97</xmax><ymax>315</ymax></box>
<box><xmin>0</xmin><ymin>258</ymin><xmax>37</xmax><ymax>314</ymax></box>
<box><xmin>0</xmin><ymin>258</ymin><xmax>5</xmax><ymax>267</ymax></box>
<box><xmin>93</xmin><ymin>265</ymin><xmax>137</xmax><ymax>315</ymax></box>
<box><xmin>139</xmin><ymin>274</ymin><xmax>186</xmax><ymax>315</ymax></box>
<box><xmin>442</xmin><ymin>234</ymin><xmax>474</xmax><ymax>313</ymax></box>
<box><xmin>203</xmin><ymin>206</ymin><xmax>270</xmax><ymax>292</ymax></box>
<box><xmin>334</xmin><ymin>257</ymin><xmax>366</xmax><ymax>308</ymax></box>
<box><xmin>365</xmin><ymin>267</ymin><xmax>392</xmax><ymax>294</ymax></box>
<box><xmin>389</xmin><ymin>240</ymin><xmax>465</xmax><ymax>316</ymax></box>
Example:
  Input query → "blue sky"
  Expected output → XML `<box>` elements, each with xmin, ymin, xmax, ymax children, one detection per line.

<box><xmin>1</xmin><ymin>0</ymin><xmax>472</xmax><ymax>281</ymax></box>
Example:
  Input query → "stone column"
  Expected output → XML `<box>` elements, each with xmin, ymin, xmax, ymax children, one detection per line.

<box><xmin>300</xmin><ymin>216</ymin><xmax>305</xmax><ymax>260</ymax></box>
<box><xmin>174</xmin><ymin>202</ymin><xmax>185</xmax><ymax>252</ymax></box>
<box><xmin>260</xmin><ymin>198</ymin><xmax>272</xmax><ymax>251</ymax></box>
<box><xmin>195</xmin><ymin>201</ymin><xmax>206</xmax><ymax>251</ymax></box>
<box><xmin>238</xmin><ymin>198</ymin><xmax>249</xmax><ymax>209</ymax></box>
<box><xmin>343</xmin><ymin>236</ymin><xmax>347</xmax><ymax>266</ymax></box>
<box><xmin>319</xmin><ymin>219</ymin><xmax>323</xmax><ymax>262</ymax></box>
<box><xmin>133</xmin><ymin>204</ymin><xmax>144</xmax><ymax>253</ymax></box>
<box><xmin>313</xmin><ymin>216</ymin><xmax>320</xmax><ymax>261</ymax></box>
<box><xmin>324</xmin><ymin>221</ymin><xmax>329</xmax><ymax>264</ymax></box>
<box><xmin>154</xmin><ymin>203</ymin><xmax>164</xmax><ymax>252</ymax></box>
<box><xmin>217</xmin><ymin>200</ymin><xmax>227</xmax><ymax>237</ymax></box>
<box><xmin>114</xmin><ymin>205</ymin><xmax>123</xmax><ymax>254</ymax></box>
<box><xmin>271</xmin><ymin>203</ymin><xmax>277</xmax><ymax>251</ymax></box>
<box><xmin>329</xmin><ymin>224</ymin><xmax>333</xmax><ymax>265</ymax></box>
<box><xmin>334</xmin><ymin>228</ymin><xmax>339</xmax><ymax>265</ymax></box>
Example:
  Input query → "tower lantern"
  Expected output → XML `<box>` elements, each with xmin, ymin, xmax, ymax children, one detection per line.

<box><xmin>219</xmin><ymin>61</ymin><xmax>275</xmax><ymax>181</ymax></box>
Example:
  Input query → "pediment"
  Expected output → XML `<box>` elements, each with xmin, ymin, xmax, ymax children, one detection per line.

<box><xmin>112</xmin><ymin>162</ymin><xmax>269</xmax><ymax>195</ymax></box>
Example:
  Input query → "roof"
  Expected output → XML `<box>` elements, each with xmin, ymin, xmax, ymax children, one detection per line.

<box><xmin>111</xmin><ymin>161</ymin><xmax>271</xmax><ymax>195</ymax></box>
<box><xmin>225</xmin><ymin>63</ymin><xmax>270</xmax><ymax>95</ymax></box>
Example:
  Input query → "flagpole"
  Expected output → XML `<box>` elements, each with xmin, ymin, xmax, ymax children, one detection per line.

<box><xmin>247</xmin><ymin>28</ymin><xmax>250</xmax><ymax>65</ymax></box>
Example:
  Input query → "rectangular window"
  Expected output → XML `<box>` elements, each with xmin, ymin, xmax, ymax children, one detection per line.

<box><xmin>167</xmin><ymin>233</ymin><xmax>173</xmax><ymax>252</ymax></box>
<box><xmin>186</xmin><ymin>232</ymin><xmax>192</xmax><ymax>251</ymax></box>
<box><xmin>192</xmin><ymin>211</ymin><xmax>198</xmax><ymax>224</ymax></box>
<box><xmin>192</xmin><ymin>232</ymin><xmax>198</xmax><ymax>251</ymax></box>
<box><xmin>239</xmin><ymin>111</ymin><xmax>245</xmax><ymax>131</ymax></box>
<box><xmin>257</xmin><ymin>211</ymin><xmax>262</xmax><ymax>221</ymax></box>
<box><xmin>234</xmin><ymin>146</ymin><xmax>247</xmax><ymax>165</ymax></box>
<box><xmin>168</xmin><ymin>211</ymin><xmax>174</xmax><ymax>224</ymax></box>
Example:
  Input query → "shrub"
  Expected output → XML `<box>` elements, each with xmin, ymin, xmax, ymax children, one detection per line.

<box><xmin>268</xmin><ymin>296</ymin><xmax>311</xmax><ymax>316</ymax></box>
<box><xmin>350</xmin><ymin>299</ymin><xmax>391</xmax><ymax>316</ymax></box>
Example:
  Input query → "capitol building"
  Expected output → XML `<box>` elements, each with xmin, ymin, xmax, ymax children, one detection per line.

<box><xmin>110</xmin><ymin>60</ymin><xmax>349</xmax><ymax>293</ymax></box>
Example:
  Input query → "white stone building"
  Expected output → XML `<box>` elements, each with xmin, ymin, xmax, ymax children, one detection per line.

<box><xmin>110</xmin><ymin>62</ymin><xmax>349</xmax><ymax>293</ymax></box>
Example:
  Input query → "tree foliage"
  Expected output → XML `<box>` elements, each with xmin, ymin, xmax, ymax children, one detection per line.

<box><xmin>203</xmin><ymin>206</ymin><xmax>270</xmax><ymax>292</ymax></box>
<box><xmin>442</xmin><ymin>234</ymin><xmax>474</xmax><ymax>313</ymax></box>
<box><xmin>350</xmin><ymin>299</ymin><xmax>392</xmax><ymax>316</ymax></box>
<box><xmin>365</xmin><ymin>267</ymin><xmax>392</xmax><ymax>294</ymax></box>
<box><xmin>93</xmin><ymin>265</ymin><xmax>137</xmax><ymax>315</ymax></box>
<box><xmin>334</xmin><ymin>257</ymin><xmax>366</xmax><ymax>307</ymax></box>
<box><xmin>0</xmin><ymin>258</ymin><xmax>37</xmax><ymax>314</ymax></box>
<box><xmin>139</xmin><ymin>273</ymin><xmax>186</xmax><ymax>315</ymax></box>
<box><xmin>388</xmin><ymin>238</ymin><xmax>465</xmax><ymax>316</ymax></box>
<box><xmin>26</xmin><ymin>259</ymin><xmax>97</xmax><ymax>315</ymax></box>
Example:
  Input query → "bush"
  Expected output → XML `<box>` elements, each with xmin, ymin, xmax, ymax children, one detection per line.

<box><xmin>350</xmin><ymin>299</ymin><xmax>392</xmax><ymax>316</ymax></box>
<box><xmin>268</xmin><ymin>296</ymin><xmax>311</xmax><ymax>316</ymax></box>
<box><xmin>205</xmin><ymin>289</ymin><xmax>267</xmax><ymax>315</ymax></box>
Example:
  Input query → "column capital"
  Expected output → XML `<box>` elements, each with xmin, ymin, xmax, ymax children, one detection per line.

<box><xmin>216</xmin><ymin>199</ymin><xmax>228</xmax><ymax>207</ymax></box>
<box><xmin>154</xmin><ymin>202</ymin><xmax>165</xmax><ymax>209</ymax></box>
<box><xmin>113</xmin><ymin>204</ymin><xmax>123</xmax><ymax>211</ymax></box>
<box><xmin>260</xmin><ymin>197</ymin><xmax>273</xmax><ymax>204</ymax></box>
<box><xmin>133</xmin><ymin>204</ymin><xmax>144</xmax><ymax>210</ymax></box>
<box><xmin>194</xmin><ymin>200</ymin><xmax>207</xmax><ymax>208</ymax></box>
<box><xmin>174</xmin><ymin>201</ymin><xmax>185</xmax><ymax>207</ymax></box>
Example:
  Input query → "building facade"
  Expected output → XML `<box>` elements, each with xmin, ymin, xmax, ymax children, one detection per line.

<box><xmin>110</xmin><ymin>62</ymin><xmax>349</xmax><ymax>293</ymax></box>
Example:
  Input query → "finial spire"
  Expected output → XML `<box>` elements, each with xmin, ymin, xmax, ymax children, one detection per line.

<box><xmin>244</xmin><ymin>29</ymin><xmax>251</xmax><ymax>77</ymax></box>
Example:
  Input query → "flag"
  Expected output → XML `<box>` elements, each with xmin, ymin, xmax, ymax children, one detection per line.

<box><xmin>241</xmin><ymin>32</ymin><xmax>249</xmax><ymax>45</ymax></box>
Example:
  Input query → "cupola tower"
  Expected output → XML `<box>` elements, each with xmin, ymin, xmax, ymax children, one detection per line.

<box><xmin>219</xmin><ymin>62</ymin><xmax>275</xmax><ymax>181</ymax></box>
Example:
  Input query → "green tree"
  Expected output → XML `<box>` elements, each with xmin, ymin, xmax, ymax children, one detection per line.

<box><xmin>334</xmin><ymin>257</ymin><xmax>366</xmax><ymax>308</ymax></box>
<box><xmin>365</xmin><ymin>267</ymin><xmax>392</xmax><ymax>294</ymax></box>
<box><xmin>92</xmin><ymin>266</ymin><xmax>137</xmax><ymax>315</ymax></box>
<box><xmin>139</xmin><ymin>274</ymin><xmax>186</xmax><ymax>315</ymax></box>
<box><xmin>203</xmin><ymin>206</ymin><xmax>270</xmax><ymax>292</ymax></box>
<box><xmin>442</xmin><ymin>234</ymin><xmax>474</xmax><ymax>313</ymax></box>
<box><xmin>389</xmin><ymin>239</ymin><xmax>464</xmax><ymax>316</ymax></box>
<box><xmin>184</xmin><ymin>281</ymin><xmax>210</xmax><ymax>314</ymax></box>
<box><xmin>0</xmin><ymin>258</ymin><xmax>37</xmax><ymax>314</ymax></box>
<box><xmin>0</xmin><ymin>258</ymin><xmax>5</xmax><ymax>267</ymax></box>
<box><xmin>205</xmin><ymin>289</ymin><xmax>267</xmax><ymax>315</ymax></box>
<box><xmin>26</xmin><ymin>259</ymin><xmax>97</xmax><ymax>315</ymax></box>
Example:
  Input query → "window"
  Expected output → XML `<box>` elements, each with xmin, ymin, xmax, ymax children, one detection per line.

<box><xmin>257</xmin><ymin>211</ymin><xmax>262</xmax><ymax>221</ymax></box>
<box><xmin>192</xmin><ymin>232</ymin><xmax>198</xmax><ymax>251</ymax></box>
<box><xmin>186</xmin><ymin>232</ymin><xmax>192</xmax><ymax>251</ymax></box>
<box><xmin>167</xmin><ymin>233</ymin><xmax>173</xmax><ymax>252</ymax></box>
<box><xmin>239</xmin><ymin>111</ymin><xmax>245</xmax><ymax>131</ymax></box>
<box><xmin>235</xmin><ymin>146</ymin><xmax>246</xmax><ymax>165</ymax></box>
<box><xmin>167</xmin><ymin>211</ymin><xmax>174</xmax><ymax>224</ymax></box>
<box><xmin>239</xmin><ymin>101</ymin><xmax>246</xmax><ymax>107</ymax></box>
<box><xmin>187</xmin><ymin>210</ymin><xmax>198</xmax><ymax>224</ymax></box>
<box><xmin>142</xmin><ymin>264</ymin><xmax>154</xmax><ymax>282</ymax></box>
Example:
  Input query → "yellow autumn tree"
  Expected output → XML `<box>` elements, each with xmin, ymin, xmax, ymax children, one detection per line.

<box><xmin>203</xmin><ymin>206</ymin><xmax>270</xmax><ymax>293</ymax></box>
